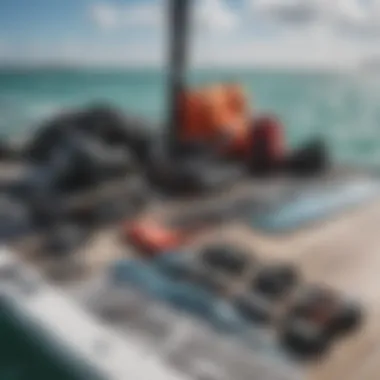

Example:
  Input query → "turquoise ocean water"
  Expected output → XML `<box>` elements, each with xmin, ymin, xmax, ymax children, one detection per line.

<box><xmin>1</xmin><ymin>68</ymin><xmax>380</xmax><ymax>166</ymax></box>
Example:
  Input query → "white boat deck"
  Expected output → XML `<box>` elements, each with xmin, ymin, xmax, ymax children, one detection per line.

<box><xmin>2</xmin><ymin>164</ymin><xmax>380</xmax><ymax>380</ymax></box>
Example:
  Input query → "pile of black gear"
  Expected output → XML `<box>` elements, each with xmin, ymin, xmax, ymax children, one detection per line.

<box><xmin>1</xmin><ymin>104</ymin><xmax>153</xmax><ymax>249</ymax></box>
<box><xmin>24</xmin><ymin>104</ymin><xmax>152</xmax><ymax>192</ymax></box>
<box><xmin>2</xmin><ymin>102</ymin><xmax>243</xmax><ymax>247</ymax></box>
<box><xmin>25</xmin><ymin>105</ymin><xmax>152</xmax><ymax>166</ymax></box>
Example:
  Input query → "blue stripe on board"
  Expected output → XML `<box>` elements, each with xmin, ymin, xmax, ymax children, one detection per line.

<box><xmin>251</xmin><ymin>179</ymin><xmax>380</xmax><ymax>233</ymax></box>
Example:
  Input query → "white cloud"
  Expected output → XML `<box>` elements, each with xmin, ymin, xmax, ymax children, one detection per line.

<box><xmin>90</xmin><ymin>4</ymin><xmax>119</xmax><ymax>30</ymax></box>
<box><xmin>120</xmin><ymin>3</ymin><xmax>164</xmax><ymax>28</ymax></box>
<box><xmin>195</xmin><ymin>0</ymin><xmax>239</xmax><ymax>32</ymax></box>
<box><xmin>0</xmin><ymin>39</ymin><xmax>10</xmax><ymax>57</ymax></box>
<box><xmin>335</xmin><ymin>0</ymin><xmax>380</xmax><ymax>36</ymax></box>
<box><xmin>90</xmin><ymin>0</ymin><xmax>239</xmax><ymax>33</ymax></box>
<box><xmin>336</xmin><ymin>0</ymin><xmax>368</xmax><ymax>24</ymax></box>
<box><xmin>2</xmin><ymin>1</ymin><xmax>380</xmax><ymax>68</ymax></box>
<box><xmin>249</xmin><ymin>0</ymin><xmax>380</xmax><ymax>37</ymax></box>
<box><xmin>90</xmin><ymin>2</ymin><xmax>163</xmax><ymax>30</ymax></box>
<box><xmin>250</xmin><ymin>0</ymin><xmax>323</xmax><ymax>25</ymax></box>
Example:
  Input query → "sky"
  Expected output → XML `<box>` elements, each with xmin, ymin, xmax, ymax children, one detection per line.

<box><xmin>0</xmin><ymin>0</ymin><xmax>380</xmax><ymax>68</ymax></box>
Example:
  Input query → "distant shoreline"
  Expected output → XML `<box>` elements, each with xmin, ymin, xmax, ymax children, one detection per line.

<box><xmin>0</xmin><ymin>62</ymin><xmax>349</xmax><ymax>75</ymax></box>
<box><xmin>0</xmin><ymin>66</ymin><xmax>347</xmax><ymax>77</ymax></box>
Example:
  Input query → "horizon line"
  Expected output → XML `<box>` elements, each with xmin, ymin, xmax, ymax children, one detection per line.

<box><xmin>0</xmin><ymin>61</ymin><xmax>353</xmax><ymax>73</ymax></box>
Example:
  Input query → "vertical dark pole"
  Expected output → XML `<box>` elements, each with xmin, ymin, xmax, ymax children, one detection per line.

<box><xmin>167</xmin><ymin>0</ymin><xmax>190</xmax><ymax>156</ymax></box>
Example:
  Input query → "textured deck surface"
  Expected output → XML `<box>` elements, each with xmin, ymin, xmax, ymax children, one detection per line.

<box><xmin>216</xmin><ymin>200</ymin><xmax>380</xmax><ymax>380</ymax></box>
<box><xmin>79</xmin><ymin>198</ymin><xmax>380</xmax><ymax>380</ymax></box>
<box><xmin>6</xmin><ymin>166</ymin><xmax>380</xmax><ymax>380</ymax></box>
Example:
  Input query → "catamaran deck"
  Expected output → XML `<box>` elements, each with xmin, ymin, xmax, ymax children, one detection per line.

<box><xmin>3</xmin><ymin>163</ymin><xmax>380</xmax><ymax>380</ymax></box>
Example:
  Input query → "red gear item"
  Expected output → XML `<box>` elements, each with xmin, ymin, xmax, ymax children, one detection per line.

<box><xmin>251</xmin><ymin>115</ymin><xmax>286</xmax><ymax>167</ymax></box>
<box><xmin>122</xmin><ymin>218</ymin><xmax>188</xmax><ymax>256</ymax></box>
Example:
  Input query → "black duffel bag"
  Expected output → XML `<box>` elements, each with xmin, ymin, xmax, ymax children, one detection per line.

<box><xmin>285</xmin><ymin>138</ymin><xmax>330</xmax><ymax>176</ymax></box>
<box><xmin>145</xmin><ymin>140</ymin><xmax>244</xmax><ymax>195</ymax></box>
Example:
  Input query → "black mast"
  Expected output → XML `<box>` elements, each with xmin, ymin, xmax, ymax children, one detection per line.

<box><xmin>167</xmin><ymin>0</ymin><xmax>190</xmax><ymax>156</ymax></box>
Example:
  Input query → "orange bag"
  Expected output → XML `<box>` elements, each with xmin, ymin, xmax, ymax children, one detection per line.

<box><xmin>179</xmin><ymin>84</ymin><xmax>252</xmax><ymax>156</ymax></box>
